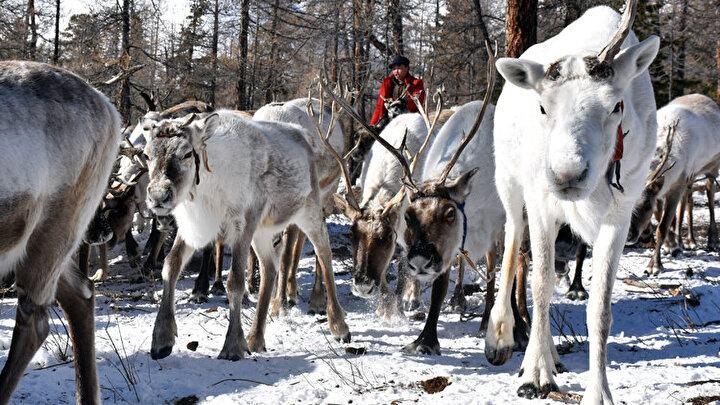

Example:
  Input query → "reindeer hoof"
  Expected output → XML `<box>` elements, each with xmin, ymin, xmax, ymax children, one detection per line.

<box><xmin>485</xmin><ymin>343</ymin><xmax>513</xmax><ymax>366</ymax></box>
<box><xmin>210</xmin><ymin>281</ymin><xmax>226</xmax><ymax>296</ymax></box>
<box><xmin>449</xmin><ymin>290</ymin><xmax>467</xmax><ymax>313</ymax></box>
<box><xmin>565</xmin><ymin>289</ymin><xmax>588</xmax><ymax>301</ymax></box>
<box><xmin>517</xmin><ymin>382</ymin><xmax>557</xmax><ymax>399</ymax></box>
<box><xmin>555</xmin><ymin>362</ymin><xmax>568</xmax><ymax>374</ymax></box>
<box><xmin>150</xmin><ymin>345</ymin><xmax>173</xmax><ymax>360</ymax></box>
<box><xmin>287</xmin><ymin>298</ymin><xmax>297</xmax><ymax>307</ymax></box>
<box><xmin>308</xmin><ymin>308</ymin><xmax>327</xmax><ymax>316</ymax></box>
<box><xmin>335</xmin><ymin>331</ymin><xmax>351</xmax><ymax>344</ymax></box>
<box><xmin>645</xmin><ymin>265</ymin><xmax>663</xmax><ymax>276</ymax></box>
<box><xmin>517</xmin><ymin>383</ymin><xmax>540</xmax><ymax>399</ymax></box>
<box><xmin>670</xmin><ymin>247</ymin><xmax>682</xmax><ymax>257</ymax></box>
<box><xmin>218</xmin><ymin>338</ymin><xmax>250</xmax><ymax>360</ymax></box>
<box><xmin>190</xmin><ymin>291</ymin><xmax>209</xmax><ymax>304</ymax></box>
<box><xmin>247</xmin><ymin>335</ymin><xmax>266</xmax><ymax>353</ymax></box>
<box><xmin>402</xmin><ymin>339</ymin><xmax>440</xmax><ymax>355</ymax></box>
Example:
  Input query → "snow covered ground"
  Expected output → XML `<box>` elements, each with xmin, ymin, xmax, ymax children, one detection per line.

<box><xmin>2</xmin><ymin>209</ymin><xmax>720</xmax><ymax>405</ymax></box>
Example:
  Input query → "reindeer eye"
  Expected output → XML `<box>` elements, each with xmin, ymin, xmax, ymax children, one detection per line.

<box><xmin>445</xmin><ymin>207</ymin><xmax>456</xmax><ymax>223</ymax></box>
<box><xmin>540</xmin><ymin>104</ymin><xmax>547</xmax><ymax>115</ymax></box>
<box><xmin>182</xmin><ymin>151</ymin><xmax>193</xmax><ymax>160</ymax></box>
<box><xmin>612</xmin><ymin>102</ymin><xmax>622</xmax><ymax>114</ymax></box>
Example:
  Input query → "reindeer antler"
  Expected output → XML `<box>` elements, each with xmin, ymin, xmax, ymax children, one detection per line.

<box><xmin>646</xmin><ymin>120</ymin><xmax>679</xmax><ymax>185</ymax></box>
<box><xmin>306</xmin><ymin>84</ymin><xmax>362</xmax><ymax>214</ymax></box>
<box><xmin>409</xmin><ymin>88</ymin><xmax>445</xmax><ymax>175</ymax></box>
<box><xmin>597</xmin><ymin>0</ymin><xmax>638</xmax><ymax>63</ymax></box>
<box><xmin>434</xmin><ymin>39</ymin><xmax>497</xmax><ymax>185</ymax></box>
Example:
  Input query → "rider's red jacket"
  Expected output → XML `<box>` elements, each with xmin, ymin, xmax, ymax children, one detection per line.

<box><xmin>369</xmin><ymin>73</ymin><xmax>425</xmax><ymax>126</ymax></box>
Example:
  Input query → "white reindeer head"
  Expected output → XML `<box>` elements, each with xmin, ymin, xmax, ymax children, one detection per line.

<box><xmin>496</xmin><ymin>35</ymin><xmax>659</xmax><ymax>200</ymax></box>
<box><xmin>143</xmin><ymin>113</ymin><xmax>218</xmax><ymax>223</ymax></box>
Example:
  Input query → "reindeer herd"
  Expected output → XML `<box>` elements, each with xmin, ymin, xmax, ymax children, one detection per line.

<box><xmin>1</xmin><ymin>2</ymin><xmax>720</xmax><ymax>404</ymax></box>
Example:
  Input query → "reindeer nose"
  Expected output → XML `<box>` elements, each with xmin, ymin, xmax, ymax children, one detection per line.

<box><xmin>550</xmin><ymin>164</ymin><xmax>589</xmax><ymax>188</ymax></box>
<box><xmin>147</xmin><ymin>187</ymin><xmax>173</xmax><ymax>208</ymax></box>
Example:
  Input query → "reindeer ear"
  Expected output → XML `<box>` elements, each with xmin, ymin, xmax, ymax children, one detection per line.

<box><xmin>496</xmin><ymin>58</ymin><xmax>545</xmax><ymax>91</ymax></box>
<box><xmin>189</xmin><ymin>113</ymin><xmax>220</xmax><ymax>146</ymax></box>
<box><xmin>611</xmin><ymin>36</ymin><xmax>660</xmax><ymax>87</ymax></box>
<box><xmin>446</xmin><ymin>167</ymin><xmax>479</xmax><ymax>202</ymax></box>
<box><xmin>381</xmin><ymin>187</ymin><xmax>408</xmax><ymax>222</ymax></box>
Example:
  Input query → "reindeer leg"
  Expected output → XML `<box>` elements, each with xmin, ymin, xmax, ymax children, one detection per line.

<box><xmin>271</xmin><ymin>226</ymin><xmax>300</xmax><ymax>316</ymax></box>
<box><xmin>56</xmin><ymin>264</ymin><xmax>100</xmax><ymax>404</ymax></box>
<box><xmin>485</xmin><ymin>195</ymin><xmax>525</xmax><ymax>366</ymax></box>
<box><xmin>514</xmin><ymin>245</ymin><xmax>531</xmax><ymax>350</ymax></box>
<box><xmin>565</xmin><ymin>243</ymin><xmax>588</xmax><ymax>300</ymax></box>
<box><xmin>706</xmin><ymin>176</ymin><xmax>718</xmax><ymax>251</ymax></box>
<box><xmin>210</xmin><ymin>239</ymin><xmax>226</xmax><ymax>296</ymax></box>
<box><xmin>478</xmin><ymin>249</ymin><xmax>496</xmax><ymax>336</ymax></box>
<box><xmin>376</xmin><ymin>252</ymin><xmax>403</xmax><ymax>321</ymax></box>
<box><xmin>125</xmin><ymin>229</ymin><xmax>140</xmax><ymax>269</ymax></box>
<box><xmin>516</xmin><ymin>205</ymin><xmax>559</xmax><ymax>400</ymax></box>
<box><xmin>582</xmin><ymin>212</ymin><xmax>632</xmax><ymax>404</ymax></box>
<box><xmin>308</xmin><ymin>253</ymin><xmax>327</xmax><ymax>315</ymax></box>
<box><xmin>0</xmin><ymin>293</ymin><xmax>51</xmax><ymax>404</ymax></box>
<box><xmin>449</xmin><ymin>256</ymin><xmax>467</xmax><ymax>312</ymax></box>
<box><xmin>675</xmin><ymin>188</ymin><xmax>688</xmax><ymax>250</ymax></box>
<box><xmin>287</xmin><ymin>230</ymin><xmax>305</xmax><ymax>307</ymax></box>
<box><xmin>78</xmin><ymin>242</ymin><xmax>90</xmax><ymax>277</ymax></box>
<box><xmin>402</xmin><ymin>277</ymin><xmax>421</xmax><ymax>311</ymax></box>
<box><xmin>89</xmin><ymin>243</ymin><xmax>109</xmax><ymax>282</ymax></box>
<box><xmin>150</xmin><ymin>235</ymin><xmax>193</xmax><ymax>360</ymax></box>
<box><xmin>646</xmin><ymin>188</ymin><xmax>682</xmax><ymax>276</ymax></box>
<box><xmin>191</xmin><ymin>244</ymin><xmax>213</xmax><ymax>303</ymax></box>
<box><xmin>219</xmin><ymin>221</ymin><xmax>255</xmax><ymax>358</ymax></box>
<box><xmin>247</xmin><ymin>232</ymin><xmax>279</xmax><ymax>352</ymax></box>
<box><xmin>402</xmin><ymin>271</ymin><xmax>449</xmax><ymax>355</ymax></box>
<box><xmin>686</xmin><ymin>188</ymin><xmax>697</xmax><ymax>249</ymax></box>
<box><xmin>298</xmin><ymin>209</ymin><xmax>350</xmax><ymax>343</ymax></box>
<box><xmin>245</xmin><ymin>248</ymin><xmax>259</xmax><ymax>295</ymax></box>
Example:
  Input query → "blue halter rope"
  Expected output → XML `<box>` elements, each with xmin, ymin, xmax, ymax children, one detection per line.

<box><xmin>457</xmin><ymin>201</ymin><xmax>468</xmax><ymax>252</ymax></box>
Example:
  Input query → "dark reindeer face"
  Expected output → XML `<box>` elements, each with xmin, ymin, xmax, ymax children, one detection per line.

<box><xmin>84</xmin><ymin>206</ymin><xmax>113</xmax><ymax>246</ymax></box>
<box><xmin>384</xmin><ymin>99</ymin><xmax>408</xmax><ymax>120</ymax></box>
<box><xmin>335</xmin><ymin>192</ymin><xmax>405</xmax><ymax>298</ymax></box>
<box><xmin>402</xmin><ymin>169</ymin><xmax>477</xmax><ymax>283</ymax></box>
<box><xmin>627</xmin><ymin>177</ymin><xmax>663</xmax><ymax>244</ymax></box>
<box><xmin>348</xmin><ymin>211</ymin><xmax>399</xmax><ymax>297</ymax></box>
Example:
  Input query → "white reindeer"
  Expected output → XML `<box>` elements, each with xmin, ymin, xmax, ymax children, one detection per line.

<box><xmin>485</xmin><ymin>3</ymin><xmax>660</xmax><ymax>403</ymax></box>
<box><xmin>144</xmin><ymin>110</ymin><xmax>350</xmax><ymax>361</ymax></box>
<box><xmin>252</xmin><ymin>97</ymin><xmax>344</xmax><ymax>316</ymax></box>
<box><xmin>627</xmin><ymin>94</ymin><xmax>720</xmax><ymax>275</ymax></box>
<box><xmin>0</xmin><ymin>61</ymin><xmax>121</xmax><ymax>404</ymax></box>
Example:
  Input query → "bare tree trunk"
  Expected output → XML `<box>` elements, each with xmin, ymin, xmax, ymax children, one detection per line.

<box><xmin>236</xmin><ymin>0</ymin><xmax>249</xmax><ymax>109</ymax></box>
<box><xmin>209</xmin><ymin>0</ymin><xmax>219</xmax><ymax>106</ymax></box>
<box><xmin>673</xmin><ymin>0</ymin><xmax>688</xmax><ymax>100</ymax></box>
<box><xmin>388</xmin><ymin>0</ymin><xmax>403</xmax><ymax>55</ymax></box>
<box><xmin>716</xmin><ymin>39</ymin><xmax>720</xmax><ymax>103</ymax></box>
<box><xmin>120</xmin><ymin>0</ymin><xmax>132</xmax><ymax>123</ymax></box>
<box><xmin>505</xmin><ymin>0</ymin><xmax>537</xmax><ymax>58</ymax></box>
<box><xmin>249</xmin><ymin>6</ymin><xmax>261</xmax><ymax>108</ymax></box>
<box><xmin>264</xmin><ymin>0</ymin><xmax>281</xmax><ymax>104</ymax></box>
<box><xmin>331</xmin><ymin>1</ymin><xmax>340</xmax><ymax>83</ymax></box>
<box><xmin>25</xmin><ymin>0</ymin><xmax>37</xmax><ymax>60</ymax></box>
<box><xmin>53</xmin><ymin>0</ymin><xmax>61</xmax><ymax>64</ymax></box>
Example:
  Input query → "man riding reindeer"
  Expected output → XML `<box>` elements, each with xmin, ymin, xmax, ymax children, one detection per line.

<box><xmin>369</xmin><ymin>55</ymin><xmax>425</xmax><ymax>131</ymax></box>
